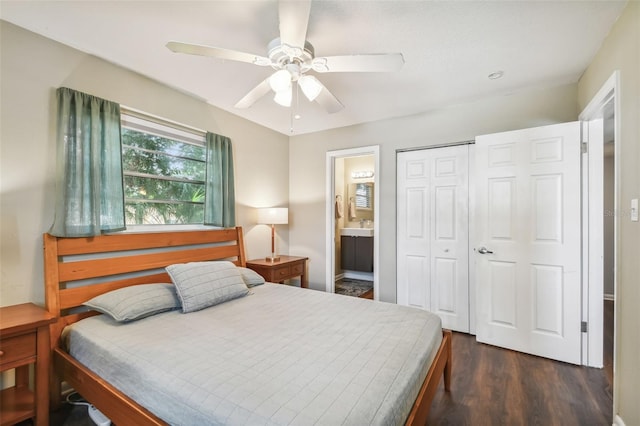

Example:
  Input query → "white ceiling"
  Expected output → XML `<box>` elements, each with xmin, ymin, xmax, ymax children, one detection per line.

<box><xmin>0</xmin><ymin>0</ymin><xmax>627</xmax><ymax>135</ymax></box>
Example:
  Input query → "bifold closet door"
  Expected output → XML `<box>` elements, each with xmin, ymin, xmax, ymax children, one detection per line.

<box><xmin>397</xmin><ymin>145</ymin><xmax>470</xmax><ymax>333</ymax></box>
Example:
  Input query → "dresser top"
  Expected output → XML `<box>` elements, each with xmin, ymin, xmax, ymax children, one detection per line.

<box><xmin>246</xmin><ymin>255</ymin><xmax>308</xmax><ymax>267</ymax></box>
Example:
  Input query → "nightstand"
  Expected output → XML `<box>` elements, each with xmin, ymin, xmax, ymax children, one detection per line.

<box><xmin>246</xmin><ymin>255</ymin><xmax>309</xmax><ymax>288</ymax></box>
<box><xmin>0</xmin><ymin>303</ymin><xmax>56</xmax><ymax>426</ymax></box>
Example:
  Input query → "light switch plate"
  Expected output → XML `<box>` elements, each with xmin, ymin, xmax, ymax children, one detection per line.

<box><xmin>631</xmin><ymin>199</ymin><xmax>639</xmax><ymax>222</ymax></box>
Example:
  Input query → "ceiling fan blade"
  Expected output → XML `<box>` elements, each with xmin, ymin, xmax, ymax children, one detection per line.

<box><xmin>313</xmin><ymin>82</ymin><xmax>344</xmax><ymax>114</ymax></box>
<box><xmin>312</xmin><ymin>53</ymin><xmax>404</xmax><ymax>73</ymax></box>
<box><xmin>234</xmin><ymin>77</ymin><xmax>273</xmax><ymax>109</ymax></box>
<box><xmin>278</xmin><ymin>0</ymin><xmax>311</xmax><ymax>49</ymax></box>
<box><xmin>166</xmin><ymin>41</ymin><xmax>271</xmax><ymax>66</ymax></box>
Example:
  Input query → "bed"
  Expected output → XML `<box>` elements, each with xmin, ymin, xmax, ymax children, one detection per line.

<box><xmin>44</xmin><ymin>227</ymin><xmax>451</xmax><ymax>425</ymax></box>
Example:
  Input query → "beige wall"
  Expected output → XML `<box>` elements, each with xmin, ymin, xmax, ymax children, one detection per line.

<box><xmin>0</xmin><ymin>22</ymin><xmax>290</xmax><ymax>307</ymax></box>
<box><xmin>577</xmin><ymin>2</ymin><xmax>640</xmax><ymax>424</ymax></box>
<box><xmin>289</xmin><ymin>83</ymin><xmax>579</xmax><ymax>301</ymax></box>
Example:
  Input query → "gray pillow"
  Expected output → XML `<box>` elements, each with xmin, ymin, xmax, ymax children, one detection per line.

<box><xmin>84</xmin><ymin>283</ymin><xmax>180</xmax><ymax>322</ymax></box>
<box><xmin>166</xmin><ymin>261</ymin><xmax>249</xmax><ymax>313</ymax></box>
<box><xmin>238</xmin><ymin>267</ymin><xmax>266</xmax><ymax>287</ymax></box>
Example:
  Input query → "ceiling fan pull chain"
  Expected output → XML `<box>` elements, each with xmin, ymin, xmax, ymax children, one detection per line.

<box><xmin>290</xmin><ymin>107</ymin><xmax>294</xmax><ymax>134</ymax></box>
<box><xmin>291</xmin><ymin>83</ymin><xmax>302</xmax><ymax>134</ymax></box>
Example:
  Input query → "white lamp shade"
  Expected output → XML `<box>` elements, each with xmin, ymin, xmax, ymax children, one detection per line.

<box><xmin>298</xmin><ymin>75</ymin><xmax>323</xmax><ymax>102</ymax></box>
<box><xmin>257</xmin><ymin>207</ymin><xmax>288</xmax><ymax>225</ymax></box>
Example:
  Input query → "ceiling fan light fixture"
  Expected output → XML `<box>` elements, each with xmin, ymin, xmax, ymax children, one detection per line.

<box><xmin>167</xmin><ymin>3</ymin><xmax>403</xmax><ymax>114</ymax></box>
<box><xmin>273</xmin><ymin>86</ymin><xmax>292</xmax><ymax>107</ymax></box>
<box><xmin>269</xmin><ymin>69</ymin><xmax>292</xmax><ymax>93</ymax></box>
<box><xmin>298</xmin><ymin>75</ymin><xmax>323</xmax><ymax>102</ymax></box>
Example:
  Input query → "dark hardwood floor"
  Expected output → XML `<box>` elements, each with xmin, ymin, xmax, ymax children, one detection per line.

<box><xmin>427</xmin><ymin>301</ymin><xmax>614</xmax><ymax>426</ymax></box>
<box><xmin>360</xmin><ymin>288</ymin><xmax>374</xmax><ymax>299</ymax></box>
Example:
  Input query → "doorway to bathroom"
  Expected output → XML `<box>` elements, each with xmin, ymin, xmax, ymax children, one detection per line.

<box><xmin>325</xmin><ymin>146</ymin><xmax>379</xmax><ymax>300</ymax></box>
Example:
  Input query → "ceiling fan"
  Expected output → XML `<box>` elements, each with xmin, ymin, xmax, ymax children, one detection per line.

<box><xmin>166</xmin><ymin>0</ymin><xmax>404</xmax><ymax>113</ymax></box>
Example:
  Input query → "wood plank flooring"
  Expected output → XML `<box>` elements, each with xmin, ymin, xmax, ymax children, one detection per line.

<box><xmin>427</xmin><ymin>301</ymin><xmax>614</xmax><ymax>426</ymax></box>
<box><xmin>360</xmin><ymin>288</ymin><xmax>374</xmax><ymax>299</ymax></box>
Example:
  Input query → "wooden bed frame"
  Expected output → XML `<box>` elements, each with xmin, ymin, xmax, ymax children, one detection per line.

<box><xmin>44</xmin><ymin>226</ymin><xmax>451</xmax><ymax>425</ymax></box>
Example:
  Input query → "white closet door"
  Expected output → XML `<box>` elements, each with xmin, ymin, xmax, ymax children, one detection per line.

<box><xmin>475</xmin><ymin>122</ymin><xmax>581</xmax><ymax>364</ymax></box>
<box><xmin>397</xmin><ymin>145</ymin><xmax>470</xmax><ymax>332</ymax></box>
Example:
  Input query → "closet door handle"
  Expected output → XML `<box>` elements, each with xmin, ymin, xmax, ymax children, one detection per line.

<box><xmin>477</xmin><ymin>247</ymin><xmax>494</xmax><ymax>254</ymax></box>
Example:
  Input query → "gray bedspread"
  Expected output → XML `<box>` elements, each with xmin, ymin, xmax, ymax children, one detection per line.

<box><xmin>67</xmin><ymin>283</ymin><xmax>442</xmax><ymax>426</ymax></box>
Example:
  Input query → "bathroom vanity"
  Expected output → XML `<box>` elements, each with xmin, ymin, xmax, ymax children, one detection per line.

<box><xmin>340</xmin><ymin>228</ymin><xmax>374</xmax><ymax>273</ymax></box>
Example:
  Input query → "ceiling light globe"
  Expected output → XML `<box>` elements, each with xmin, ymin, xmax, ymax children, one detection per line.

<box><xmin>298</xmin><ymin>75</ymin><xmax>323</xmax><ymax>102</ymax></box>
<box><xmin>269</xmin><ymin>69</ymin><xmax>292</xmax><ymax>93</ymax></box>
<box><xmin>273</xmin><ymin>86</ymin><xmax>292</xmax><ymax>107</ymax></box>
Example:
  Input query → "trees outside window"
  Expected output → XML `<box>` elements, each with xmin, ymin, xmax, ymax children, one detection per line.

<box><xmin>121</xmin><ymin>115</ymin><xmax>206</xmax><ymax>225</ymax></box>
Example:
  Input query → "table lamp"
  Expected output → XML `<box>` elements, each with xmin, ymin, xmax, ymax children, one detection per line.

<box><xmin>257</xmin><ymin>207</ymin><xmax>288</xmax><ymax>262</ymax></box>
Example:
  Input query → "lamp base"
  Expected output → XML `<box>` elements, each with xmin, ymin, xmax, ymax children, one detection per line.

<box><xmin>265</xmin><ymin>256</ymin><xmax>281</xmax><ymax>263</ymax></box>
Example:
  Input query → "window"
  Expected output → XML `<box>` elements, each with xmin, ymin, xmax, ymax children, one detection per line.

<box><xmin>121</xmin><ymin>112</ymin><xmax>206</xmax><ymax>225</ymax></box>
<box><xmin>354</xmin><ymin>183</ymin><xmax>373</xmax><ymax>210</ymax></box>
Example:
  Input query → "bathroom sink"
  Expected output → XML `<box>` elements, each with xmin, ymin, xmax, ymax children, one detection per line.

<box><xmin>340</xmin><ymin>228</ymin><xmax>374</xmax><ymax>237</ymax></box>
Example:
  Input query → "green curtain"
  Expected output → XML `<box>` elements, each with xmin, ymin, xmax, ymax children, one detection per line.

<box><xmin>49</xmin><ymin>87</ymin><xmax>125</xmax><ymax>237</ymax></box>
<box><xmin>204</xmin><ymin>132</ymin><xmax>236</xmax><ymax>227</ymax></box>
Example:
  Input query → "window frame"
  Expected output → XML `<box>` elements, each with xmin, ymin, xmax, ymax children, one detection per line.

<box><xmin>120</xmin><ymin>109</ymin><xmax>208</xmax><ymax>228</ymax></box>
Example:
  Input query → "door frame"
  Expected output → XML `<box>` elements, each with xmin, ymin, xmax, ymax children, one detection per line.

<box><xmin>325</xmin><ymin>146</ymin><xmax>380</xmax><ymax>300</ymax></box>
<box><xmin>579</xmin><ymin>70</ymin><xmax>620</xmax><ymax>368</ymax></box>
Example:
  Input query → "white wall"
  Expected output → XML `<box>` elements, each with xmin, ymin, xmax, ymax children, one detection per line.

<box><xmin>0</xmin><ymin>21</ymin><xmax>290</xmax><ymax>307</ymax></box>
<box><xmin>577</xmin><ymin>2</ymin><xmax>640</xmax><ymax>424</ymax></box>
<box><xmin>289</xmin><ymin>83</ymin><xmax>579</xmax><ymax>301</ymax></box>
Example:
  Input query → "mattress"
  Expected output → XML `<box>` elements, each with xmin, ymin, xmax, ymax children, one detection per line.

<box><xmin>67</xmin><ymin>283</ymin><xmax>442</xmax><ymax>426</ymax></box>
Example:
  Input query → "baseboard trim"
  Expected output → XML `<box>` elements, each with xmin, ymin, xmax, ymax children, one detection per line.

<box><xmin>613</xmin><ymin>414</ymin><xmax>626</xmax><ymax>426</ymax></box>
<box><xmin>343</xmin><ymin>271</ymin><xmax>374</xmax><ymax>281</ymax></box>
<box><xmin>604</xmin><ymin>293</ymin><xmax>615</xmax><ymax>301</ymax></box>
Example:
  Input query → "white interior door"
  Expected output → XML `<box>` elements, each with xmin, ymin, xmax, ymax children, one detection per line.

<box><xmin>397</xmin><ymin>145</ymin><xmax>470</xmax><ymax>332</ymax></box>
<box><xmin>475</xmin><ymin>122</ymin><xmax>582</xmax><ymax>364</ymax></box>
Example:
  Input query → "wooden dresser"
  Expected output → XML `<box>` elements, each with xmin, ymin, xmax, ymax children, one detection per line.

<box><xmin>0</xmin><ymin>303</ymin><xmax>56</xmax><ymax>426</ymax></box>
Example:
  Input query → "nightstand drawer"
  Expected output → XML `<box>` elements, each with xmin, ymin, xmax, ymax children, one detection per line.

<box><xmin>0</xmin><ymin>332</ymin><xmax>36</xmax><ymax>369</ymax></box>
<box><xmin>291</xmin><ymin>262</ymin><xmax>304</xmax><ymax>275</ymax></box>
<box><xmin>273</xmin><ymin>265</ymin><xmax>291</xmax><ymax>280</ymax></box>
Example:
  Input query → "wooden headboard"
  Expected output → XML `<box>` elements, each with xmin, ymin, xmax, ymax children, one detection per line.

<box><xmin>43</xmin><ymin>226</ymin><xmax>246</xmax><ymax>350</ymax></box>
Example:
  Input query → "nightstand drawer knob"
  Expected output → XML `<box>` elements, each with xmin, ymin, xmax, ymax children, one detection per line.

<box><xmin>0</xmin><ymin>350</ymin><xmax>4</xmax><ymax>357</ymax></box>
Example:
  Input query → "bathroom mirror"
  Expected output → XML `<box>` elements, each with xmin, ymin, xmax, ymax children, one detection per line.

<box><xmin>347</xmin><ymin>183</ymin><xmax>374</xmax><ymax>222</ymax></box>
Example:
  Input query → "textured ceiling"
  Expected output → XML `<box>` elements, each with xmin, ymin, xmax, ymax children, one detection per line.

<box><xmin>0</xmin><ymin>0</ymin><xmax>627</xmax><ymax>135</ymax></box>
